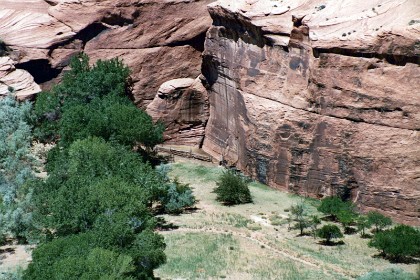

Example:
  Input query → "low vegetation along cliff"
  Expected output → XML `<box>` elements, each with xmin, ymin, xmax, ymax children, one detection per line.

<box><xmin>1</xmin><ymin>0</ymin><xmax>419</xmax><ymax>225</ymax></box>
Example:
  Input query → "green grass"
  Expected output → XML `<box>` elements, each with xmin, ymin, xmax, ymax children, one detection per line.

<box><xmin>155</xmin><ymin>161</ymin><xmax>418</xmax><ymax>279</ymax></box>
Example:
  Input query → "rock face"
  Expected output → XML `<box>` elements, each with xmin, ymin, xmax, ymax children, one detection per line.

<box><xmin>0</xmin><ymin>0</ymin><xmax>214</xmax><ymax>107</ymax></box>
<box><xmin>0</xmin><ymin>56</ymin><xmax>41</xmax><ymax>100</ymax></box>
<box><xmin>202</xmin><ymin>0</ymin><xmax>420</xmax><ymax>225</ymax></box>
<box><xmin>146</xmin><ymin>77</ymin><xmax>209</xmax><ymax>146</ymax></box>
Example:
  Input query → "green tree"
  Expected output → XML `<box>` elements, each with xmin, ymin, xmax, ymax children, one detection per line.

<box><xmin>59</xmin><ymin>94</ymin><xmax>163</xmax><ymax>148</ymax></box>
<box><xmin>23</xmin><ymin>232</ymin><xmax>161</xmax><ymax>280</ymax></box>
<box><xmin>309</xmin><ymin>215</ymin><xmax>321</xmax><ymax>239</ymax></box>
<box><xmin>367</xmin><ymin>211</ymin><xmax>392</xmax><ymax>232</ymax></box>
<box><xmin>289</xmin><ymin>202</ymin><xmax>310</xmax><ymax>235</ymax></box>
<box><xmin>317</xmin><ymin>196</ymin><xmax>354</xmax><ymax>221</ymax></box>
<box><xmin>356</xmin><ymin>216</ymin><xmax>371</xmax><ymax>237</ymax></box>
<box><xmin>213</xmin><ymin>169</ymin><xmax>252</xmax><ymax>205</ymax></box>
<box><xmin>368</xmin><ymin>225</ymin><xmax>420</xmax><ymax>261</ymax></box>
<box><xmin>32</xmin><ymin>138</ymin><xmax>163</xmax><ymax>236</ymax></box>
<box><xmin>33</xmin><ymin>53</ymin><xmax>134</xmax><ymax>143</ymax></box>
<box><xmin>317</xmin><ymin>224</ymin><xmax>343</xmax><ymax>245</ymax></box>
<box><xmin>337</xmin><ymin>209</ymin><xmax>358</xmax><ymax>234</ymax></box>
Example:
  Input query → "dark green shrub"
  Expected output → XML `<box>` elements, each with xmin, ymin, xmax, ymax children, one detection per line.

<box><xmin>337</xmin><ymin>209</ymin><xmax>358</xmax><ymax>234</ymax></box>
<box><xmin>213</xmin><ymin>169</ymin><xmax>252</xmax><ymax>205</ymax></box>
<box><xmin>23</xmin><ymin>232</ymin><xmax>160</xmax><ymax>280</ymax></box>
<box><xmin>317</xmin><ymin>224</ymin><xmax>343</xmax><ymax>245</ymax></box>
<box><xmin>368</xmin><ymin>224</ymin><xmax>420</xmax><ymax>261</ymax></box>
<box><xmin>317</xmin><ymin>196</ymin><xmax>354</xmax><ymax>220</ymax></box>
<box><xmin>367</xmin><ymin>211</ymin><xmax>392</xmax><ymax>232</ymax></box>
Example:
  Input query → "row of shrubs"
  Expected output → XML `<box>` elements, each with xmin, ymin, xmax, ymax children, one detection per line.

<box><xmin>0</xmin><ymin>54</ymin><xmax>196</xmax><ymax>279</ymax></box>
<box><xmin>213</xmin><ymin>170</ymin><xmax>420</xmax><ymax>278</ymax></box>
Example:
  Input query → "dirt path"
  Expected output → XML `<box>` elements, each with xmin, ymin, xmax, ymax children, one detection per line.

<box><xmin>159</xmin><ymin>227</ymin><xmax>351</xmax><ymax>279</ymax></box>
<box><xmin>0</xmin><ymin>245</ymin><xmax>32</xmax><ymax>272</ymax></box>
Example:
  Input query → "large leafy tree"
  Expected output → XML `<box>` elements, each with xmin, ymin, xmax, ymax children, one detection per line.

<box><xmin>317</xmin><ymin>196</ymin><xmax>355</xmax><ymax>221</ymax></box>
<box><xmin>27</xmin><ymin>54</ymin><xmax>180</xmax><ymax>279</ymax></box>
<box><xmin>33</xmin><ymin>53</ymin><xmax>163</xmax><ymax>149</ymax></box>
<box><xmin>367</xmin><ymin>211</ymin><xmax>392</xmax><ymax>232</ymax></box>
<box><xmin>368</xmin><ymin>225</ymin><xmax>420</xmax><ymax>261</ymax></box>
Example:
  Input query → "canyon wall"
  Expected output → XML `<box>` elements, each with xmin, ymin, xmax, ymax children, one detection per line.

<box><xmin>1</xmin><ymin>0</ymin><xmax>419</xmax><ymax>224</ymax></box>
<box><xmin>201</xmin><ymin>0</ymin><xmax>420</xmax><ymax>225</ymax></box>
<box><xmin>0</xmin><ymin>0</ymin><xmax>213</xmax><ymax>107</ymax></box>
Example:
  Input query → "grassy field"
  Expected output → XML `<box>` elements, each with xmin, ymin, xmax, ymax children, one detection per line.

<box><xmin>155</xmin><ymin>160</ymin><xmax>417</xmax><ymax>280</ymax></box>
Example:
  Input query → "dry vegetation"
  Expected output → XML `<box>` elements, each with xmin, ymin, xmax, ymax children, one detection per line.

<box><xmin>155</xmin><ymin>160</ymin><xmax>417</xmax><ymax>280</ymax></box>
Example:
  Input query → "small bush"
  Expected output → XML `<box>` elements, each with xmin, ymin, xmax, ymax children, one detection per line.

<box><xmin>317</xmin><ymin>224</ymin><xmax>343</xmax><ymax>245</ymax></box>
<box><xmin>213</xmin><ymin>169</ymin><xmax>252</xmax><ymax>205</ymax></box>
<box><xmin>162</xmin><ymin>178</ymin><xmax>195</xmax><ymax>214</ymax></box>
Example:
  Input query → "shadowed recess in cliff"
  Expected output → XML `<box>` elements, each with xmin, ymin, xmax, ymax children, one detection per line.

<box><xmin>16</xmin><ymin>59</ymin><xmax>61</xmax><ymax>84</ymax></box>
<box><xmin>167</xmin><ymin>31</ymin><xmax>207</xmax><ymax>52</ymax></box>
<box><xmin>313</xmin><ymin>47</ymin><xmax>420</xmax><ymax>66</ymax></box>
<box><xmin>48</xmin><ymin>22</ymin><xmax>109</xmax><ymax>53</ymax></box>
<box><xmin>210</xmin><ymin>6</ymin><xmax>265</xmax><ymax>48</ymax></box>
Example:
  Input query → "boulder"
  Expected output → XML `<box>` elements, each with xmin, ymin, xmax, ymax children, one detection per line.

<box><xmin>147</xmin><ymin>77</ymin><xmax>209</xmax><ymax>146</ymax></box>
<box><xmin>0</xmin><ymin>57</ymin><xmax>41</xmax><ymax>100</ymax></box>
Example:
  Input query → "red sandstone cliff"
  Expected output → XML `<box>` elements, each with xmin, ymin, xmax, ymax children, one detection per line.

<box><xmin>201</xmin><ymin>0</ymin><xmax>420</xmax><ymax>225</ymax></box>
<box><xmin>1</xmin><ymin>0</ymin><xmax>419</xmax><ymax>225</ymax></box>
<box><xmin>0</xmin><ymin>0</ymin><xmax>213</xmax><ymax>107</ymax></box>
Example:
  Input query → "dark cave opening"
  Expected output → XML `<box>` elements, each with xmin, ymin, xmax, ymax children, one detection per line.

<box><xmin>16</xmin><ymin>59</ymin><xmax>61</xmax><ymax>84</ymax></box>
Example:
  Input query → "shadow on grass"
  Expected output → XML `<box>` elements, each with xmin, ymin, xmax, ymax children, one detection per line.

<box><xmin>372</xmin><ymin>253</ymin><xmax>420</xmax><ymax>264</ymax></box>
<box><xmin>317</xmin><ymin>240</ymin><xmax>345</xmax><ymax>246</ymax></box>
<box><xmin>153</xmin><ymin>204</ymin><xmax>201</xmax><ymax>216</ymax></box>
<box><xmin>295</xmin><ymin>232</ymin><xmax>313</xmax><ymax>238</ymax></box>
<box><xmin>156</xmin><ymin>217</ymin><xmax>180</xmax><ymax>231</ymax></box>
<box><xmin>344</xmin><ymin>227</ymin><xmax>358</xmax><ymax>235</ymax></box>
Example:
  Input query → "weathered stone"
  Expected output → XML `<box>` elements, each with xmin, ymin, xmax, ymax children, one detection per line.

<box><xmin>0</xmin><ymin>0</ymin><xmax>214</xmax><ymax>107</ymax></box>
<box><xmin>0</xmin><ymin>57</ymin><xmax>41</xmax><ymax>100</ymax></box>
<box><xmin>147</xmin><ymin>77</ymin><xmax>209</xmax><ymax>146</ymax></box>
<box><xmin>202</xmin><ymin>0</ymin><xmax>420</xmax><ymax>225</ymax></box>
